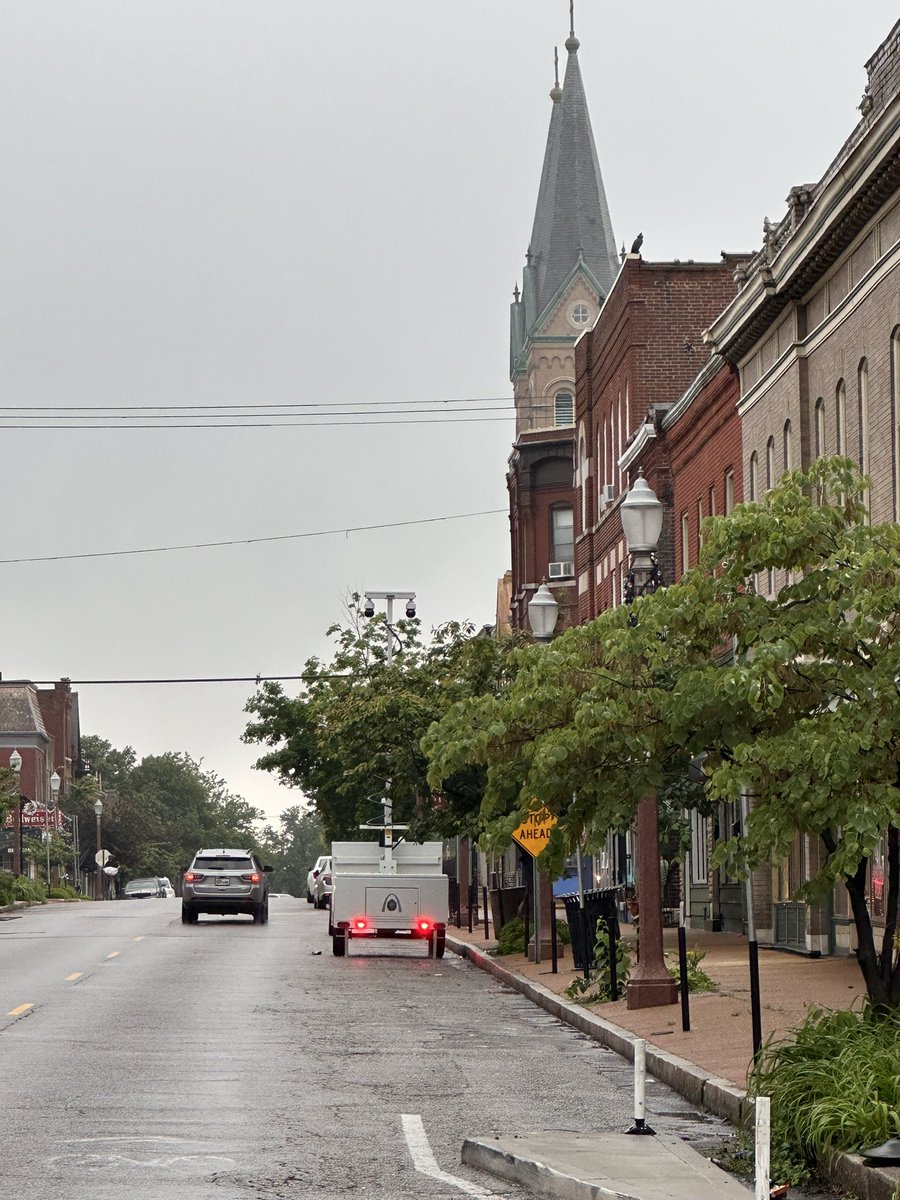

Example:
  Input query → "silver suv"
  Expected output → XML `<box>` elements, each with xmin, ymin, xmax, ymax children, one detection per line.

<box><xmin>181</xmin><ymin>848</ymin><xmax>273</xmax><ymax>925</ymax></box>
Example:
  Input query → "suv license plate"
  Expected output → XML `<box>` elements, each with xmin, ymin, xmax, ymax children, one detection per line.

<box><xmin>215</xmin><ymin>878</ymin><xmax>230</xmax><ymax>888</ymax></box>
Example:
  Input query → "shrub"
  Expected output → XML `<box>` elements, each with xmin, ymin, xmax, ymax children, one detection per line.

<box><xmin>750</xmin><ymin>1004</ymin><xmax>900</xmax><ymax>1185</ymax></box>
<box><xmin>0</xmin><ymin>872</ymin><xmax>14</xmax><ymax>907</ymax></box>
<box><xmin>667</xmin><ymin>946</ymin><xmax>718</xmax><ymax>993</ymax></box>
<box><xmin>13</xmin><ymin>876</ymin><xmax>47</xmax><ymax>903</ymax></box>
<box><xmin>565</xmin><ymin>921</ymin><xmax>631</xmax><ymax>1003</ymax></box>
<box><xmin>490</xmin><ymin>916</ymin><xmax>571</xmax><ymax>956</ymax></box>
<box><xmin>49</xmin><ymin>885</ymin><xmax>84</xmax><ymax>900</ymax></box>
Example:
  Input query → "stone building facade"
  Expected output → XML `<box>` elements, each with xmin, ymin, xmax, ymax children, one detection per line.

<box><xmin>705</xmin><ymin>18</ymin><xmax>900</xmax><ymax>954</ymax></box>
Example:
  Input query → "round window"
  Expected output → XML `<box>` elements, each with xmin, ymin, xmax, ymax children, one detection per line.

<box><xmin>570</xmin><ymin>303</ymin><xmax>590</xmax><ymax>326</ymax></box>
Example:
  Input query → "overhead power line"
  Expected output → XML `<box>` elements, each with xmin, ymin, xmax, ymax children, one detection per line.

<box><xmin>4</xmin><ymin>674</ymin><xmax>361</xmax><ymax>686</ymax></box>
<box><xmin>0</xmin><ymin>508</ymin><xmax>507</xmax><ymax>566</ymax></box>
<box><xmin>0</xmin><ymin>415</ymin><xmax>514</xmax><ymax>430</ymax></box>
<box><xmin>0</xmin><ymin>396</ymin><xmax>513</xmax><ymax>411</ymax></box>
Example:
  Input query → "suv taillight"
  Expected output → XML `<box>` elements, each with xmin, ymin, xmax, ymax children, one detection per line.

<box><xmin>184</xmin><ymin>872</ymin><xmax>204</xmax><ymax>883</ymax></box>
<box><xmin>241</xmin><ymin>872</ymin><xmax>261</xmax><ymax>884</ymax></box>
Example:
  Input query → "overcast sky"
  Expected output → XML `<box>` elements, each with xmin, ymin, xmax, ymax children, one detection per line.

<box><xmin>2</xmin><ymin>1</ymin><xmax>897</xmax><ymax>826</ymax></box>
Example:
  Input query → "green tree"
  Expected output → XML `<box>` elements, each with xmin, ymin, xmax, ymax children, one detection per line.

<box><xmin>243</xmin><ymin>597</ymin><xmax>523</xmax><ymax>844</ymax></box>
<box><xmin>258</xmin><ymin>804</ymin><xmax>328</xmax><ymax>896</ymax></box>
<box><xmin>425</xmin><ymin>458</ymin><xmax>900</xmax><ymax>1009</ymax></box>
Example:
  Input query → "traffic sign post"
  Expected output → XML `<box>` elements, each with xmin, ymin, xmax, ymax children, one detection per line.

<box><xmin>511</xmin><ymin>809</ymin><xmax>558</xmax><ymax>965</ymax></box>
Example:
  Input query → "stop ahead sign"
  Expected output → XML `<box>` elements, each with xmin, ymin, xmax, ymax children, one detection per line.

<box><xmin>511</xmin><ymin>808</ymin><xmax>557</xmax><ymax>857</ymax></box>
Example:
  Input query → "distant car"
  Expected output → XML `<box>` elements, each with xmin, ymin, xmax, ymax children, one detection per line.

<box><xmin>307</xmin><ymin>855</ymin><xmax>329</xmax><ymax>904</ymax></box>
<box><xmin>122</xmin><ymin>877</ymin><xmax>165</xmax><ymax>899</ymax></box>
<box><xmin>314</xmin><ymin>862</ymin><xmax>333</xmax><ymax>909</ymax></box>
<box><xmin>158</xmin><ymin>877</ymin><xmax>176</xmax><ymax>898</ymax></box>
<box><xmin>181</xmin><ymin>848</ymin><xmax>272</xmax><ymax>924</ymax></box>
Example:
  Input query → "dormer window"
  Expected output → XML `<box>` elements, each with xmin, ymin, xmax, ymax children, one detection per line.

<box><xmin>554</xmin><ymin>391</ymin><xmax>575</xmax><ymax>426</ymax></box>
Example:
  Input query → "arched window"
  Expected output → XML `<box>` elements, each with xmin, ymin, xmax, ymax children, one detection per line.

<box><xmin>749</xmin><ymin>451</ymin><xmax>758</xmax><ymax>501</ymax></box>
<box><xmin>554</xmin><ymin>390</ymin><xmax>574</xmax><ymax>427</ymax></box>
<box><xmin>783</xmin><ymin>420</ymin><xmax>793</xmax><ymax>472</ymax></box>
<box><xmin>550</xmin><ymin>504</ymin><xmax>574</xmax><ymax>567</ymax></box>
<box><xmin>578</xmin><ymin>427</ymin><xmax>588</xmax><ymax>533</ymax></box>
<box><xmin>814</xmin><ymin>398</ymin><xmax>825</xmax><ymax>458</ymax></box>
<box><xmin>858</xmin><ymin>359</ymin><xmax>869</xmax><ymax>475</ymax></box>
<box><xmin>766</xmin><ymin>437</ymin><xmax>775</xmax><ymax>490</ymax></box>
<box><xmin>724</xmin><ymin>468</ymin><xmax>734</xmax><ymax>514</ymax></box>
<box><xmin>836</xmin><ymin>380</ymin><xmax>846</xmax><ymax>454</ymax></box>
<box><xmin>681</xmin><ymin>512</ymin><xmax>689</xmax><ymax>574</ymax></box>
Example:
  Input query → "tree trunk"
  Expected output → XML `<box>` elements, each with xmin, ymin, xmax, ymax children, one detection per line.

<box><xmin>845</xmin><ymin>855</ymin><xmax>893</xmax><ymax>1011</ymax></box>
<box><xmin>882</xmin><ymin>825</ymin><xmax>899</xmax><ymax>1007</ymax></box>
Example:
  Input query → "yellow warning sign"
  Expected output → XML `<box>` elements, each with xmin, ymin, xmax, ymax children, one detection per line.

<box><xmin>511</xmin><ymin>808</ymin><xmax>557</xmax><ymax>857</ymax></box>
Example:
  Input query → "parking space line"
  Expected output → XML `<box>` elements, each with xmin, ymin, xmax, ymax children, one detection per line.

<box><xmin>7</xmin><ymin>1003</ymin><xmax>34</xmax><ymax>1017</ymax></box>
<box><xmin>105</xmin><ymin>952</ymin><xmax>120</xmax><ymax>960</ymax></box>
<box><xmin>401</xmin><ymin>1114</ymin><xmax>492</xmax><ymax>1197</ymax></box>
<box><xmin>65</xmin><ymin>973</ymin><xmax>84</xmax><ymax>982</ymax></box>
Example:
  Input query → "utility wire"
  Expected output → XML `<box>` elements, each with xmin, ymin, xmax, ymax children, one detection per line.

<box><xmin>0</xmin><ymin>396</ymin><xmax>513</xmax><ymax>411</ymax></box>
<box><xmin>0</xmin><ymin>508</ymin><xmax>507</xmax><ymax>566</ymax></box>
<box><xmin>0</xmin><ymin>415</ymin><xmax>514</xmax><ymax>430</ymax></box>
<box><xmin>4</xmin><ymin>674</ymin><xmax>364</xmax><ymax>686</ymax></box>
<box><xmin>0</xmin><ymin>405</ymin><xmax>513</xmax><ymax>421</ymax></box>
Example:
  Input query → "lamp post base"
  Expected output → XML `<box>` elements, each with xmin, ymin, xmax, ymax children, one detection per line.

<box><xmin>626</xmin><ymin>974</ymin><xmax>678</xmax><ymax>1009</ymax></box>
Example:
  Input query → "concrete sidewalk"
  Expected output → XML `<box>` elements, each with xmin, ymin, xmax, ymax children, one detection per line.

<box><xmin>446</xmin><ymin>923</ymin><xmax>900</xmax><ymax>1200</ymax></box>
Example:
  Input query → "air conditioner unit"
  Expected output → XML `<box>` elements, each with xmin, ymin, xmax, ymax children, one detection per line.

<box><xmin>598</xmin><ymin>482</ymin><xmax>617</xmax><ymax>512</ymax></box>
<box><xmin>547</xmin><ymin>560</ymin><xmax>574</xmax><ymax>579</ymax></box>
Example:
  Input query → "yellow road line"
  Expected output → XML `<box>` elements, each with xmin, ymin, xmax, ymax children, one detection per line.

<box><xmin>105</xmin><ymin>951</ymin><xmax>120</xmax><ymax>960</ymax></box>
<box><xmin>132</xmin><ymin>936</ymin><xmax>145</xmax><ymax>942</ymax></box>
<box><xmin>7</xmin><ymin>1003</ymin><xmax>33</xmax><ymax>1016</ymax></box>
<box><xmin>65</xmin><ymin>972</ymin><xmax>84</xmax><ymax>982</ymax></box>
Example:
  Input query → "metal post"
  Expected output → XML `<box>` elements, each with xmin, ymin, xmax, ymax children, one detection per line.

<box><xmin>532</xmin><ymin>856</ymin><xmax>541</xmax><ymax>964</ymax></box>
<box><xmin>608</xmin><ymin>918</ymin><xmax>620</xmax><ymax>1001</ymax></box>
<box><xmin>385</xmin><ymin>594</ymin><xmax>394</xmax><ymax>666</ymax></box>
<box><xmin>550</xmin><ymin>893</ymin><xmax>558</xmax><ymax>973</ymax></box>
<box><xmin>626</xmin><ymin>793</ymin><xmax>678</xmax><ymax>1008</ymax></box>
<box><xmin>482</xmin><ymin>885</ymin><xmax>490</xmax><ymax>940</ymax></box>
<box><xmin>741</xmin><ymin>789</ymin><xmax>763</xmax><ymax>1059</ymax></box>
<box><xmin>754</xmin><ymin>1096</ymin><xmax>771</xmax><ymax>1200</ymax></box>
<box><xmin>44</xmin><ymin>800</ymin><xmax>51</xmax><ymax>896</ymax></box>
<box><xmin>677</xmin><ymin>924</ymin><xmax>691</xmax><ymax>1031</ymax></box>
<box><xmin>576</xmin><ymin>842</ymin><xmax>589</xmax><ymax>981</ymax></box>
<box><xmin>626</xmin><ymin>1038</ymin><xmax>656</xmax><ymax>1135</ymax></box>
<box><xmin>72</xmin><ymin>815</ymin><xmax>79</xmax><ymax>891</ymax></box>
<box><xmin>95</xmin><ymin>809</ymin><xmax>102</xmax><ymax>901</ymax></box>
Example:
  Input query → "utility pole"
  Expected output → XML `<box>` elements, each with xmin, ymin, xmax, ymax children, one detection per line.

<box><xmin>363</xmin><ymin>591</ymin><xmax>416</xmax><ymax>664</ymax></box>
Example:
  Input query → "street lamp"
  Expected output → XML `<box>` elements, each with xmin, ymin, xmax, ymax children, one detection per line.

<box><xmin>94</xmin><ymin>797</ymin><xmax>103</xmax><ymax>901</ymax></box>
<box><xmin>621</xmin><ymin>472</ymin><xmax>678</xmax><ymax>1010</ymax></box>
<box><xmin>527</xmin><ymin>583</ymin><xmax>560</xmax><ymax>642</ymax></box>
<box><xmin>524</xmin><ymin>583</ymin><xmax>561</xmax><ymax>965</ymax></box>
<box><xmin>9</xmin><ymin>749</ymin><xmax>22</xmax><ymax>876</ymax></box>
<box><xmin>47</xmin><ymin>771</ymin><xmax>61</xmax><ymax>896</ymax></box>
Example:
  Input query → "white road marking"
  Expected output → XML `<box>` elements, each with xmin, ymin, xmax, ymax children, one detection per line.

<box><xmin>401</xmin><ymin>1114</ymin><xmax>492</xmax><ymax>1197</ymax></box>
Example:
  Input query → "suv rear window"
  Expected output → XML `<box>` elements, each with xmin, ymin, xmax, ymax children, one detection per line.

<box><xmin>194</xmin><ymin>856</ymin><xmax>254</xmax><ymax>871</ymax></box>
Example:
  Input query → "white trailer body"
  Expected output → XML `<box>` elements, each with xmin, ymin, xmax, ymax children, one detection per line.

<box><xmin>330</xmin><ymin>840</ymin><xmax>449</xmax><ymax>957</ymax></box>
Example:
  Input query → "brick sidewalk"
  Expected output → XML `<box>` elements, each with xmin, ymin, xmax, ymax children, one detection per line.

<box><xmin>449</xmin><ymin>918</ymin><xmax>865</xmax><ymax>1087</ymax></box>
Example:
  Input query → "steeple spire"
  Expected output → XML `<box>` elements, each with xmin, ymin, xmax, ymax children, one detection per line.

<box><xmin>523</xmin><ymin>15</ymin><xmax>619</xmax><ymax>325</ymax></box>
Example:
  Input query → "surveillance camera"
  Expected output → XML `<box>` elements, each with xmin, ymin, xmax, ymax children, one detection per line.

<box><xmin>363</xmin><ymin>598</ymin><xmax>375</xmax><ymax>618</ymax></box>
<box><xmin>405</xmin><ymin>600</ymin><xmax>416</xmax><ymax>618</ymax></box>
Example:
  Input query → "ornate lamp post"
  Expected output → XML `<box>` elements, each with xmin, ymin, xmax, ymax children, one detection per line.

<box><xmin>9</xmin><ymin>749</ymin><xmax>22</xmax><ymax>875</ymax></box>
<box><xmin>94</xmin><ymin>797</ymin><xmax>103</xmax><ymax>901</ymax></box>
<box><xmin>525</xmin><ymin>583</ymin><xmax>561</xmax><ymax>962</ymax></box>
<box><xmin>620</xmin><ymin>473</ymin><xmax>677</xmax><ymax>1009</ymax></box>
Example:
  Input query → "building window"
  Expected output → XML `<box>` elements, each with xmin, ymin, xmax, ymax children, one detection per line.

<box><xmin>724</xmin><ymin>468</ymin><xmax>734</xmax><ymax>514</ymax></box>
<box><xmin>766</xmin><ymin>437</ymin><xmax>775</xmax><ymax>490</ymax></box>
<box><xmin>783</xmin><ymin>420</ymin><xmax>792</xmax><ymax>471</ymax></box>
<box><xmin>550</xmin><ymin>505</ymin><xmax>574</xmax><ymax>565</ymax></box>
<box><xmin>836</xmin><ymin>380</ymin><xmax>846</xmax><ymax>454</ymax></box>
<box><xmin>708</xmin><ymin>486</ymin><xmax>716</xmax><ymax>517</ymax></box>
<box><xmin>858</xmin><ymin>359</ymin><xmax>869</xmax><ymax>476</ymax></box>
<box><xmin>570</xmin><ymin>302</ymin><xmax>590</xmax><ymax>326</ymax></box>
<box><xmin>554</xmin><ymin>391</ymin><xmax>574</xmax><ymax>427</ymax></box>
<box><xmin>749</xmin><ymin>452</ymin><xmax>758</xmax><ymax>501</ymax></box>
<box><xmin>815</xmin><ymin>398</ymin><xmax>825</xmax><ymax>458</ymax></box>
<box><xmin>681</xmin><ymin>512</ymin><xmax>689</xmax><ymax>575</ymax></box>
<box><xmin>696</xmin><ymin>498</ymin><xmax>703</xmax><ymax>557</ymax></box>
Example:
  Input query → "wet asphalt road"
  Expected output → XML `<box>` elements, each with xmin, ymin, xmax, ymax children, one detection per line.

<box><xmin>0</xmin><ymin>896</ymin><xmax>743</xmax><ymax>1200</ymax></box>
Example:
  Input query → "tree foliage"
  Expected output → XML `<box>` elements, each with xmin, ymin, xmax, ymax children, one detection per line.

<box><xmin>243</xmin><ymin>598</ymin><xmax>524</xmax><ymax>844</ymax></box>
<box><xmin>425</xmin><ymin>460</ymin><xmax>900</xmax><ymax>1009</ymax></box>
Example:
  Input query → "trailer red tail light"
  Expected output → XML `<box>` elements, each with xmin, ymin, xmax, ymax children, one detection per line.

<box><xmin>241</xmin><ymin>873</ymin><xmax>261</xmax><ymax>884</ymax></box>
<box><xmin>353</xmin><ymin>918</ymin><xmax>367</xmax><ymax>931</ymax></box>
<box><xmin>418</xmin><ymin>920</ymin><xmax>431</xmax><ymax>933</ymax></box>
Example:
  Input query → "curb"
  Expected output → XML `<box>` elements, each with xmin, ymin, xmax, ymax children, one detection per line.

<box><xmin>447</xmin><ymin>936</ymin><xmax>900</xmax><ymax>1200</ymax></box>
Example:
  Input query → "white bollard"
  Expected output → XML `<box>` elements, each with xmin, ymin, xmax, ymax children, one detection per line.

<box><xmin>755</xmin><ymin>1095</ymin><xmax>771</xmax><ymax>1200</ymax></box>
<box><xmin>626</xmin><ymin>1038</ymin><xmax>655</xmax><ymax>1135</ymax></box>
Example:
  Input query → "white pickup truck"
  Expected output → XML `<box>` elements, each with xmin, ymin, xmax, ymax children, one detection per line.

<box><xmin>329</xmin><ymin>838</ymin><xmax>449</xmax><ymax>958</ymax></box>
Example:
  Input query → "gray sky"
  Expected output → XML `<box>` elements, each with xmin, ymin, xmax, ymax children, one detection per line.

<box><xmin>2</xmin><ymin>1</ymin><xmax>896</xmax><ymax>825</ymax></box>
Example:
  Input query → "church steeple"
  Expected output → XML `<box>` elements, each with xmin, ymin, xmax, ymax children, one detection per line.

<box><xmin>521</xmin><ymin>16</ymin><xmax>618</xmax><ymax>336</ymax></box>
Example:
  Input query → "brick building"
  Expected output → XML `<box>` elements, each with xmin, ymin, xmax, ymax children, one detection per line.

<box><xmin>573</xmin><ymin>256</ymin><xmax>739</xmax><ymax>622</ymax></box>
